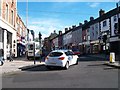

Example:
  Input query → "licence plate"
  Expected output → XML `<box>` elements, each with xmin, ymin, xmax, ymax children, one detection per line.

<box><xmin>50</xmin><ymin>62</ymin><xmax>56</xmax><ymax>64</ymax></box>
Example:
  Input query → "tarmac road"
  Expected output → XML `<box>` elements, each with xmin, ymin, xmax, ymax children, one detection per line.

<box><xmin>2</xmin><ymin>56</ymin><xmax>119</xmax><ymax>88</ymax></box>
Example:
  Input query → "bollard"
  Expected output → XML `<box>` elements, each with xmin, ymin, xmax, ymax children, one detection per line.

<box><xmin>110</xmin><ymin>52</ymin><xmax>115</xmax><ymax>63</ymax></box>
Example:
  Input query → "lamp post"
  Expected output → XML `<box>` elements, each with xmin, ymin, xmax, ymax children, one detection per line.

<box><xmin>30</xmin><ymin>30</ymin><xmax>35</xmax><ymax>64</ymax></box>
<box><xmin>116</xmin><ymin>2</ymin><xmax>120</xmax><ymax>35</ymax></box>
<box><xmin>38</xmin><ymin>32</ymin><xmax>42</xmax><ymax>62</ymax></box>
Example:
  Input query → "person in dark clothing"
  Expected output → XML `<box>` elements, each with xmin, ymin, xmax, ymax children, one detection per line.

<box><xmin>0</xmin><ymin>49</ymin><xmax>4</xmax><ymax>65</ymax></box>
<box><xmin>9</xmin><ymin>49</ymin><xmax>13</xmax><ymax>62</ymax></box>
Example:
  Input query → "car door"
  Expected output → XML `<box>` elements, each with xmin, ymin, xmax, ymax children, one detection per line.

<box><xmin>67</xmin><ymin>51</ymin><xmax>73</xmax><ymax>65</ymax></box>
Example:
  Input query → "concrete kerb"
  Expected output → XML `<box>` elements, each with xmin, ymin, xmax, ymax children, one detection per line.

<box><xmin>103</xmin><ymin>62</ymin><xmax>120</xmax><ymax>68</ymax></box>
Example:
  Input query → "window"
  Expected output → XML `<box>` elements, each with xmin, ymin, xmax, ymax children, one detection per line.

<box><xmin>5</xmin><ymin>4</ymin><xmax>9</xmax><ymax>21</ymax></box>
<box><xmin>103</xmin><ymin>20</ymin><xmax>107</xmax><ymax>27</ymax></box>
<box><xmin>95</xmin><ymin>24</ymin><xmax>98</xmax><ymax>29</ymax></box>
<box><xmin>65</xmin><ymin>51</ymin><xmax>73</xmax><ymax>56</ymax></box>
<box><xmin>12</xmin><ymin>0</ymin><xmax>14</xmax><ymax>4</ymax></box>
<box><xmin>114</xmin><ymin>15</ymin><xmax>117</xmax><ymax>22</ymax></box>
<box><xmin>11</xmin><ymin>10</ymin><xmax>14</xmax><ymax>25</ymax></box>
<box><xmin>28</xmin><ymin>44</ymin><xmax>34</xmax><ymax>50</ymax></box>
<box><xmin>49</xmin><ymin>52</ymin><xmax>63</xmax><ymax>57</ymax></box>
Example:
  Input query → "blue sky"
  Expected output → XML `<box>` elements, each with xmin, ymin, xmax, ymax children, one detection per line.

<box><xmin>17</xmin><ymin>2</ymin><xmax>117</xmax><ymax>39</ymax></box>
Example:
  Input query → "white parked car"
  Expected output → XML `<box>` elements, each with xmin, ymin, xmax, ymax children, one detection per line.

<box><xmin>45</xmin><ymin>50</ymin><xmax>79</xmax><ymax>69</ymax></box>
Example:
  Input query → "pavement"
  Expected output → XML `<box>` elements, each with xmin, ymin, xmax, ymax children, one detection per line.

<box><xmin>87</xmin><ymin>54</ymin><xmax>120</xmax><ymax>68</ymax></box>
<box><xmin>0</xmin><ymin>57</ymin><xmax>45</xmax><ymax>75</ymax></box>
<box><xmin>0</xmin><ymin>54</ymin><xmax>119</xmax><ymax>75</ymax></box>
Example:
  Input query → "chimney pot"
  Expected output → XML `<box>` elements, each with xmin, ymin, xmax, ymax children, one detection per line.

<box><xmin>59</xmin><ymin>31</ymin><xmax>62</xmax><ymax>35</ymax></box>
<box><xmin>72</xmin><ymin>25</ymin><xmax>76</xmax><ymax>29</ymax></box>
<box><xmin>99</xmin><ymin>9</ymin><xmax>105</xmax><ymax>17</ymax></box>
<box><xmin>84</xmin><ymin>20</ymin><xmax>88</xmax><ymax>24</ymax></box>
<box><xmin>79</xmin><ymin>23</ymin><xmax>82</xmax><ymax>26</ymax></box>
<box><xmin>65</xmin><ymin>28</ymin><xmax>68</xmax><ymax>32</ymax></box>
<box><xmin>90</xmin><ymin>17</ymin><xmax>94</xmax><ymax>21</ymax></box>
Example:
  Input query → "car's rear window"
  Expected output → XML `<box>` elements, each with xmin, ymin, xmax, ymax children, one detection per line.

<box><xmin>49</xmin><ymin>52</ymin><xmax>63</xmax><ymax>57</ymax></box>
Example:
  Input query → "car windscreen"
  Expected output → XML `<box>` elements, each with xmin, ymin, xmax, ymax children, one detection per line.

<box><xmin>72</xmin><ymin>49</ymin><xmax>80</xmax><ymax>52</ymax></box>
<box><xmin>49</xmin><ymin>52</ymin><xmax>63</xmax><ymax>57</ymax></box>
<box><xmin>28</xmin><ymin>44</ymin><xmax>34</xmax><ymax>50</ymax></box>
<box><xmin>65</xmin><ymin>51</ymin><xmax>73</xmax><ymax>56</ymax></box>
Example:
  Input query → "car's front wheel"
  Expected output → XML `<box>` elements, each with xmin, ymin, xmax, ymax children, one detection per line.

<box><xmin>64</xmin><ymin>61</ymin><xmax>69</xmax><ymax>70</ymax></box>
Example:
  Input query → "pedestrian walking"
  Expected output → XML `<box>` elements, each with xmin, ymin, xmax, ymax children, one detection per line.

<box><xmin>0</xmin><ymin>49</ymin><xmax>4</xmax><ymax>66</ymax></box>
<box><xmin>9</xmin><ymin>49</ymin><xmax>13</xmax><ymax>62</ymax></box>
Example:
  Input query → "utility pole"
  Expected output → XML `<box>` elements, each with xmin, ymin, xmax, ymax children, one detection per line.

<box><xmin>39</xmin><ymin>32</ymin><xmax>42</xmax><ymax>63</ymax></box>
<box><xmin>31</xmin><ymin>30</ymin><xmax>35</xmax><ymax>64</ymax></box>
<box><xmin>116</xmin><ymin>2</ymin><xmax>120</xmax><ymax>35</ymax></box>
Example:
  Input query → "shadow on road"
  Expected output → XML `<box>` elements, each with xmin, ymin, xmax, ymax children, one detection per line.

<box><xmin>19</xmin><ymin>64</ymin><xmax>64</xmax><ymax>72</ymax></box>
<box><xmin>103</xmin><ymin>67</ymin><xmax>118</xmax><ymax>70</ymax></box>
<box><xmin>87</xmin><ymin>64</ymin><xmax>118</xmax><ymax>70</ymax></box>
<box><xmin>87</xmin><ymin>64</ymin><xmax>105</xmax><ymax>67</ymax></box>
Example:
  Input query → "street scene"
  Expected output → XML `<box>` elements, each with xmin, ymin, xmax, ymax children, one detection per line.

<box><xmin>1</xmin><ymin>55</ymin><xmax>119</xmax><ymax>88</ymax></box>
<box><xmin>0</xmin><ymin>0</ymin><xmax>120</xmax><ymax>89</ymax></box>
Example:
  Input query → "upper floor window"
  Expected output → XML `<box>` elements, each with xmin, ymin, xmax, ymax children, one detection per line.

<box><xmin>12</xmin><ymin>0</ymin><xmax>14</xmax><ymax>4</ymax></box>
<box><xmin>95</xmin><ymin>24</ymin><xmax>98</xmax><ymax>29</ymax></box>
<box><xmin>5</xmin><ymin>4</ymin><xmax>9</xmax><ymax>21</ymax></box>
<box><xmin>11</xmin><ymin>10</ymin><xmax>14</xmax><ymax>25</ymax></box>
<box><xmin>113</xmin><ymin>15</ymin><xmax>117</xmax><ymax>22</ymax></box>
<box><xmin>103</xmin><ymin>20</ymin><xmax>107</xmax><ymax>27</ymax></box>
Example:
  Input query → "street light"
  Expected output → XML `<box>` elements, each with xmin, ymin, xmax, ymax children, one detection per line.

<box><xmin>38</xmin><ymin>32</ymin><xmax>42</xmax><ymax>62</ymax></box>
<box><xmin>30</xmin><ymin>30</ymin><xmax>36</xmax><ymax>64</ymax></box>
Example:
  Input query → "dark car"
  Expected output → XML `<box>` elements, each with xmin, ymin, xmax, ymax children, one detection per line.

<box><xmin>72</xmin><ymin>49</ymin><xmax>81</xmax><ymax>56</ymax></box>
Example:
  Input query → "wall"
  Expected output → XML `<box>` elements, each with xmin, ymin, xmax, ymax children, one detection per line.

<box><xmin>90</xmin><ymin>22</ymin><xmax>99</xmax><ymax>41</ymax></box>
<box><xmin>72</xmin><ymin>28</ymin><xmax>82</xmax><ymax>45</ymax></box>
<box><xmin>0</xmin><ymin>0</ymin><xmax>17</xmax><ymax>58</ymax></box>
<box><xmin>0</xmin><ymin>0</ymin><xmax>1</xmax><ymax>16</ymax></box>
<box><xmin>111</xmin><ymin>14</ymin><xmax>120</xmax><ymax>37</ymax></box>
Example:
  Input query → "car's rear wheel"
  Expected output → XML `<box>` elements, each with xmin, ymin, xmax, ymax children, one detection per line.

<box><xmin>64</xmin><ymin>61</ymin><xmax>69</xmax><ymax>70</ymax></box>
<box><xmin>75</xmin><ymin>59</ymin><xmax>78</xmax><ymax>65</ymax></box>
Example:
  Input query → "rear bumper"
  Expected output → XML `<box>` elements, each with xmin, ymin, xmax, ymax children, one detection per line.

<box><xmin>45</xmin><ymin>61</ymin><xmax>65</xmax><ymax>67</ymax></box>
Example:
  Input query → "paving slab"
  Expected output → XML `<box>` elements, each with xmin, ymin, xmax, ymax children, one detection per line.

<box><xmin>0</xmin><ymin>59</ymin><xmax>45</xmax><ymax>75</ymax></box>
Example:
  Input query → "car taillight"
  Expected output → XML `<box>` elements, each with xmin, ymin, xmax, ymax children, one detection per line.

<box><xmin>58</xmin><ymin>57</ymin><xmax>65</xmax><ymax>60</ymax></box>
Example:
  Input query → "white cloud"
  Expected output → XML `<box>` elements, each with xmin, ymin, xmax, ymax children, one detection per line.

<box><xmin>88</xmin><ymin>2</ymin><xmax>100</xmax><ymax>8</ymax></box>
<box><xmin>27</xmin><ymin>17</ymin><xmax>65</xmax><ymax>39</ymax></box>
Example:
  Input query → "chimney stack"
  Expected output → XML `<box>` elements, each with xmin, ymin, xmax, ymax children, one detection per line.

<box><xmin>79</xmin><ymin>23</ymin><xmax>82</xmax><ymax>26</ymax></box>
<box><xmin>72</xmin><ymin>25</ymin><xmax>76</xmax><ymax>29</ymax></box>
<box><xmin>99</xmin><ymin>9</ymin><xmax>105</xmax><ymax>17</ymax></box>
<box><xmin>65</xmin><ymin>28</ymin><xmax>68</xmax><ymax>32</ymax></box>
<box><xmin>54</xmin><ymin>30</ymin><xmax>56</xmax><ymax>33</ymax></box>
<box><xmin>69</xmin><ymin>27</ymin><xmax>71</xmax><ymax>30</ymax></box>
<box><xmin>90</xmin><ymin>17</ymin><xmax>94</xmax><ymax>21</ymax></box>
<box><xmin>59</xmin><ymin>31</ymin><xmax>62</xmax><ymax>35</ymax></box>
<box><xmin>84</xmin><ymin>20</ymin><xmax>88</xmax><ymax>24</ymax></box>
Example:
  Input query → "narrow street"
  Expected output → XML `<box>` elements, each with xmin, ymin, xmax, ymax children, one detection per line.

<box><xmin>2</xmin><ymin>56</ymin><xmax>118</xmax><ymax>88</ymax></box>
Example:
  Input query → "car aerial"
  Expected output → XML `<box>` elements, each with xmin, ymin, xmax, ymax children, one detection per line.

<box><xmin>45</xmin><ymin>49</ymin><xmax>79</xmax><ymax>70</ymax></box>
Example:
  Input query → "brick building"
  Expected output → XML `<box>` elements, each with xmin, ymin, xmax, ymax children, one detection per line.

<box><xmin>0</xmin><ymin>0</ymin><xmax>17</xmax><ymax>59</ymax></box>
